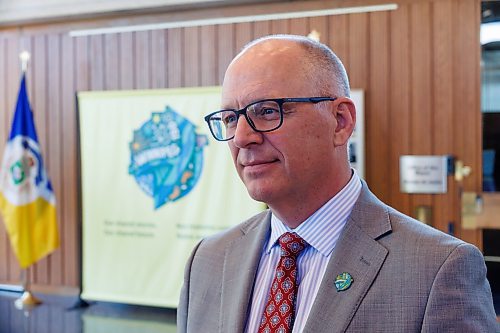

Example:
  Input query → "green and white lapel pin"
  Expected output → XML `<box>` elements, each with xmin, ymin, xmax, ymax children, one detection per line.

<box><xmin>334</xmin><ymin>272</ymin><xmax>353</xmax><ymax>292</ymax></box>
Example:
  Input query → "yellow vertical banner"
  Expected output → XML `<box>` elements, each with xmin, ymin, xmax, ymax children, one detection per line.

<box><xmin>78</xmin><ymin>87</ymin><xmax>264</xmax><ymax>307</ymax></box>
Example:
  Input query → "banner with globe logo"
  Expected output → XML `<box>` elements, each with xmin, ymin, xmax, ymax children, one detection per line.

<box><xmin>78</xmin><ymin>87</ymin><xmax>264</xmax><ymax>308</ymax></box>
<box><xmin>128</xmin><ymin>106</ymin><xmax>208</xmax><ymax>209</ymax></box>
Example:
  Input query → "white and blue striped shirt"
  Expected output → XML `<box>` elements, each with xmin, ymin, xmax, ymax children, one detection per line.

<box><xmin>245</xmin><ymin>170</ymin><xmax>362</xmax><ymax>333</ymax></box>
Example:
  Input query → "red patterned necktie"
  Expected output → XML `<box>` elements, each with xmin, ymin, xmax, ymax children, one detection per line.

<box><xmin>258</xmin><ymin>232</ymin><xmax>308</xmax><ymax>333</ymax></box>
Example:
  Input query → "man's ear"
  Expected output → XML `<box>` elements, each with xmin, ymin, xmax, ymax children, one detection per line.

<box><xmin>333</xmin><ymin>97</ymin><xmax>356</xmax><ymax>147</ymax></box>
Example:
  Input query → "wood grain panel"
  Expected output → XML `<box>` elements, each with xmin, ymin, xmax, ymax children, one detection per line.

<box><xmin>289</xmin><ymin>17</ymin><xmax>309</xmax><ymax>36</ymax></box>
<box><xmin>253</xmin><ymin>20</ymin><xmax>271</xmax><ymax>39</ymax></box>
<box><xmin>347</xmin><ymin>13</ymin><xmax>368</xmax><ymax>93</ymax></box>
<box><xmin>33</xmin><ymin>34</ymin><xmax>51</xmax><ymax>285</ymax></box>
<box><xmin>135</xmin><ymin>31</ymin><xmax>151</xmax><ymax>89</ymax></box>
<box><xmin>75</xmin><ymin>36</ymin><xmax>90</xmax><ymax>92</ymax></box>
<box><xmin>104</xmin><ymin>33</ymin><xmax>120</xmax><ymax>90</ymax></box>
<box><xmin>89</xmin><ymin>35</ymin><xmax>104</xmax><ymax>90</ymax></box>
<box><xmin>409</xmin><ymin>2</ymin><xmax>432</xmax><ymax>154</ymax></box>
<box><xmin>388</xmin><ymin>4</ymin><xmax>410</xmax><ymax>215</ymax></box>
<box><xmin>47</xmin><ymin>34</ymin><xmax>63</xmax><ymax>286</ymax></box>
<box><xmin>457</xmin><ymin>0</ymin><xmax>480</xmax><ymax>191</ymax></box>
<box><xmin>200</xmin><ymin>25</ymin><xmax>217</xmax><ymax>86</ymax></box>
<box><xmin>151</xmin><ymin>30</ymin><xmax>167</xmax><ymax>89</ymax></box>
<box><xmin>328</xmin><ymin>14</ymin><xmax>349</xmax><ymax>72</ymax></box>
<box><xmin>166</xmin><ymin>28</ymin><xmax>182</xmax><ymax>88</ymax></box>
<box><xmin>234</xmin><ymin>22</ymin><xmax>252</xmax><ymax>52</ymax></box>
<box><xmin>454</xmin><ymin>0</ymin><xmax>481</xmax><ymax>244</ymax></box>
<box><xmin>217</xmin><ymin>24</ymin><xmax>234</xmax><ymax>85</ymax></box>
<box><xmin>367</xmin><ymin>11</ymin><xmax>390</xmax><ymax>203</ymax></box>
<box><xmin>271</xmin><ymin>19</ymin><xmax>288</xmax><ymax>35</ymax></box>
<box><xmin>60</xmin><ymin>33</ymin><xmax>78</xmax><ymax>286</ymax></box>
<box><xmin>119</xmin><ymin>32</ymin><xmax>134</xmax><ymax>89</ymax></box>
<box><xmin>409</xmin><ymin>2</ymin><xmax>433</xmax><ymax>223</ymax></box>
<box><xmin>432</xmin><ymin>0</ymin><xmax>454</xmax><ymax>234</ymax></box>
<box><xmin>184</xmin><ymin>27</ymin><xmax>200</xmax><ymax>87</ymax></box>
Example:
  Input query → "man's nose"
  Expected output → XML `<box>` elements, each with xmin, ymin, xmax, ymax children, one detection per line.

<box><xmin>232</xmin><ymin>115</ymin><xmax>263</xmax><ymax>148</ymax></box>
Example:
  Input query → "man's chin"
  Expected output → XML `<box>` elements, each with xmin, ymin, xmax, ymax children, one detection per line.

<box><xmin>244</xmin><ymin>183</ymin><xmax>277</xmax><ymax>204</ymax></box>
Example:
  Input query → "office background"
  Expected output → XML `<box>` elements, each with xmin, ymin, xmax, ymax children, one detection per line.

<box><xmin>0</xmin><ymin>0</ymin><xmax>492</xmax><ymax>311</ymax></box>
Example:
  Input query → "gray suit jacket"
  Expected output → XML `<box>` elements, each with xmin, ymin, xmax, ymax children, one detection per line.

<box><xmin>177</xmin><ymin>184</ymin><xmax>498</xmax><ymax>332</ymax></box>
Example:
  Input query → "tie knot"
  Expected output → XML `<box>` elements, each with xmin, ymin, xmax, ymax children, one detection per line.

<box><xmin>278</xmin><ymin>232</ymin><xmax>308</xmax><ymax>257</ymax></box>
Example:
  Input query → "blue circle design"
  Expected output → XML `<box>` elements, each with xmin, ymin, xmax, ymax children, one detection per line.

<box><xmin>128</xmin><ymin>106</ymin><xmax>208</xmax><ymax>209</ymax></box>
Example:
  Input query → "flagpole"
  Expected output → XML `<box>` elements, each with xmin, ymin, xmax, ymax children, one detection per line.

<box><xmin>14</xmin><ymin>50</ymin><xmax>42</xmax><ymax>310</ymax></box>
<box><xmin>15</xmin><ymin>267</ymin><xmax>41</xmax><ymax>309</ymax></box>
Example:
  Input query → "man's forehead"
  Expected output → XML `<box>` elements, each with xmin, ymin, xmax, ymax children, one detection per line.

<box><xmin>226</xmin><ymin>40</ymin><xmax>306</xmax><ymax>81</ymax></box>
<box><xmin>221</xmin><ymin>78</ymin><xmax>275</xmax><ymax>107</ymax></box>
<box><xmin>221</xmin><ymin>39</ymin><xmax>312</xmax><ymax>107</ymax></box>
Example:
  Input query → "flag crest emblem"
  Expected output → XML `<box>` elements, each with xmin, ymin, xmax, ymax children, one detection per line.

<box><xmin>128</xmin><ymin>106</ymin><xmax>208</xmax><ymax>209</ymax></box>
<box><xmin>1</xmin><ymin>137</ymin><xmax>54</xmax><ymax>206</ymax></box>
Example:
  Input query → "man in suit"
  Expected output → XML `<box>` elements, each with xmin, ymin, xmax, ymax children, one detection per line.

<box><xmin>177</xmin><ymin>34</ymin><xmax>498</xmax><ymax>332</ymax></box>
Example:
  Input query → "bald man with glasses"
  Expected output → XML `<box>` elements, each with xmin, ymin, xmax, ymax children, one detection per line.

<box><xmin>177</xmin><ymin>34</ymin><xmax>497</xmax><ymax>333</ymax></box>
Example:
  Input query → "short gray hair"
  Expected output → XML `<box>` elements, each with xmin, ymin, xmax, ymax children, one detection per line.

<box><xmin>241</xmin><ymin>34</ymin><xmax>350</xmax><ymax>97</ymax></box>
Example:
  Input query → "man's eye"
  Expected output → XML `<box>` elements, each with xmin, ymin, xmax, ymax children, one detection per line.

<box><xmin>261</xmin><ymin>108</ymin><xmax>279</xmax><ymax>115</ymax></box>
<box><xmin>222</xmin><ymin>113</ymin><xmax>237</xmax><ymax>127</ymax></box>
<box><xmin>253</xmin><ymin>106</ymin><xmax>280</xmax><ymax>120</ymax></box>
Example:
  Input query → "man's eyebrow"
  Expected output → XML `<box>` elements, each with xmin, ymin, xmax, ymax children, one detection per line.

<box><xmin>220</xmin><ymin>104</ymin><xmax>237</xmax><ymax>110</ymax></box>
<box><xmin>221</xmin><ymin>100</ymin><xmax>248</xmax><ymax>110</ymax></box>
<box><xmin>221</xmin><ymin>94</ymin><xmax>271</xmax><ymax>110</ymax></box>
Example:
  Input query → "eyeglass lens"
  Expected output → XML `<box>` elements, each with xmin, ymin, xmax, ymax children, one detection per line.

<box><xmin>208</xmin><ymin>100</ymin><xmax>282</xmax><ymax>140</ymax></box>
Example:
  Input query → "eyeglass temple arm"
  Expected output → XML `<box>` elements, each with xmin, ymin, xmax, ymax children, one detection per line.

<box><xmin>309</xmin><ymin>97</ymin><xmax>337</xmax><ymax>103</ymax></box>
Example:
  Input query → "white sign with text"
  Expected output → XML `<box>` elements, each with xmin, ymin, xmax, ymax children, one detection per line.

<box><xmin>400</xmin><ymin>155</ymin><xmax>449</xmax><ymax>194</ymax></box>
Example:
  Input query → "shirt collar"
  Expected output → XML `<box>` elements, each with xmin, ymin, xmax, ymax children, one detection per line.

<box><xmin>267</xmin><ymin>169</ymin><xmax>362</xmax><ymax>256</ymax></box>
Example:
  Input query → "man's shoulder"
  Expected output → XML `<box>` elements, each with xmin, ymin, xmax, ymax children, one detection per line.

<box><xmin>389</xmin><ymin>207</ymin><xmax>460</xmax><ymax>241</ymax></box>
<box><xmin>384</xmin><ymin>206</ymin><xmax>478</xmax><ymax>258</ymax></box>
<box><xmin>356</xmin><ymin>183</ymin><xmax>469</xmax><ymax>253</ymax></box>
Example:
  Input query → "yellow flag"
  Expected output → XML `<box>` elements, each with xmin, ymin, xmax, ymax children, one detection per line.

<box><xmin>0</xmin><ymin>74</ymin><xmax>59</xmax><ymax>268</ymax></box>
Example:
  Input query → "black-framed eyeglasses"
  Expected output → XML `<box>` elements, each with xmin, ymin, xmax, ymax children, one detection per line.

<box><xmin>204</xmin><ymin>97</ymin><xmax>337</xmax><ymax>141</ymax></box>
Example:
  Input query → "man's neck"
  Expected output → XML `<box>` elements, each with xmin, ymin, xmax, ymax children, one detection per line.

<box><xmin>269</xmin><ymin>169</ymin><xmax>353</xmax><ymax>229</ymax></box>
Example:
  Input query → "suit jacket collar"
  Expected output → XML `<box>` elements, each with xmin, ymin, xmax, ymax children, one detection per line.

<box><xmin>303</xmin><ymin>182</ymin><xmax>391</xmax><ymax>332</ymax></box>
<box><xmin>220</xmin><ymin>182</ymin><xmax>392</xmax><ymax>333</ymax></box>
<box><xmin>349</xmin><ymin>180</ymin><xmax>392</xmax><ymax>240</ymax></box>
<box><xmin>220</xmin><ymin>211</ymin><xmax>272</xmax><ymax>333</ymax></box>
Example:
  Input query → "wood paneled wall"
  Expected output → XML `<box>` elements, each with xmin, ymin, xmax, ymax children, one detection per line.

<box><xmin>0</xmin><ymin>0</ymin><xmax>482</xmax><ymax>290</ymax></box>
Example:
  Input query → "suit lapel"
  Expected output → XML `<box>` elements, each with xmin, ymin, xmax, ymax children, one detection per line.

<box><xmin>220</xmin><ymin>211</ymin><xmax>271</xmax><ymax>333</ymax></box>
<box><xmin>303</xmin><ymin>185</ymin><xmax>391</xmax><ymax>333</ymax></box>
